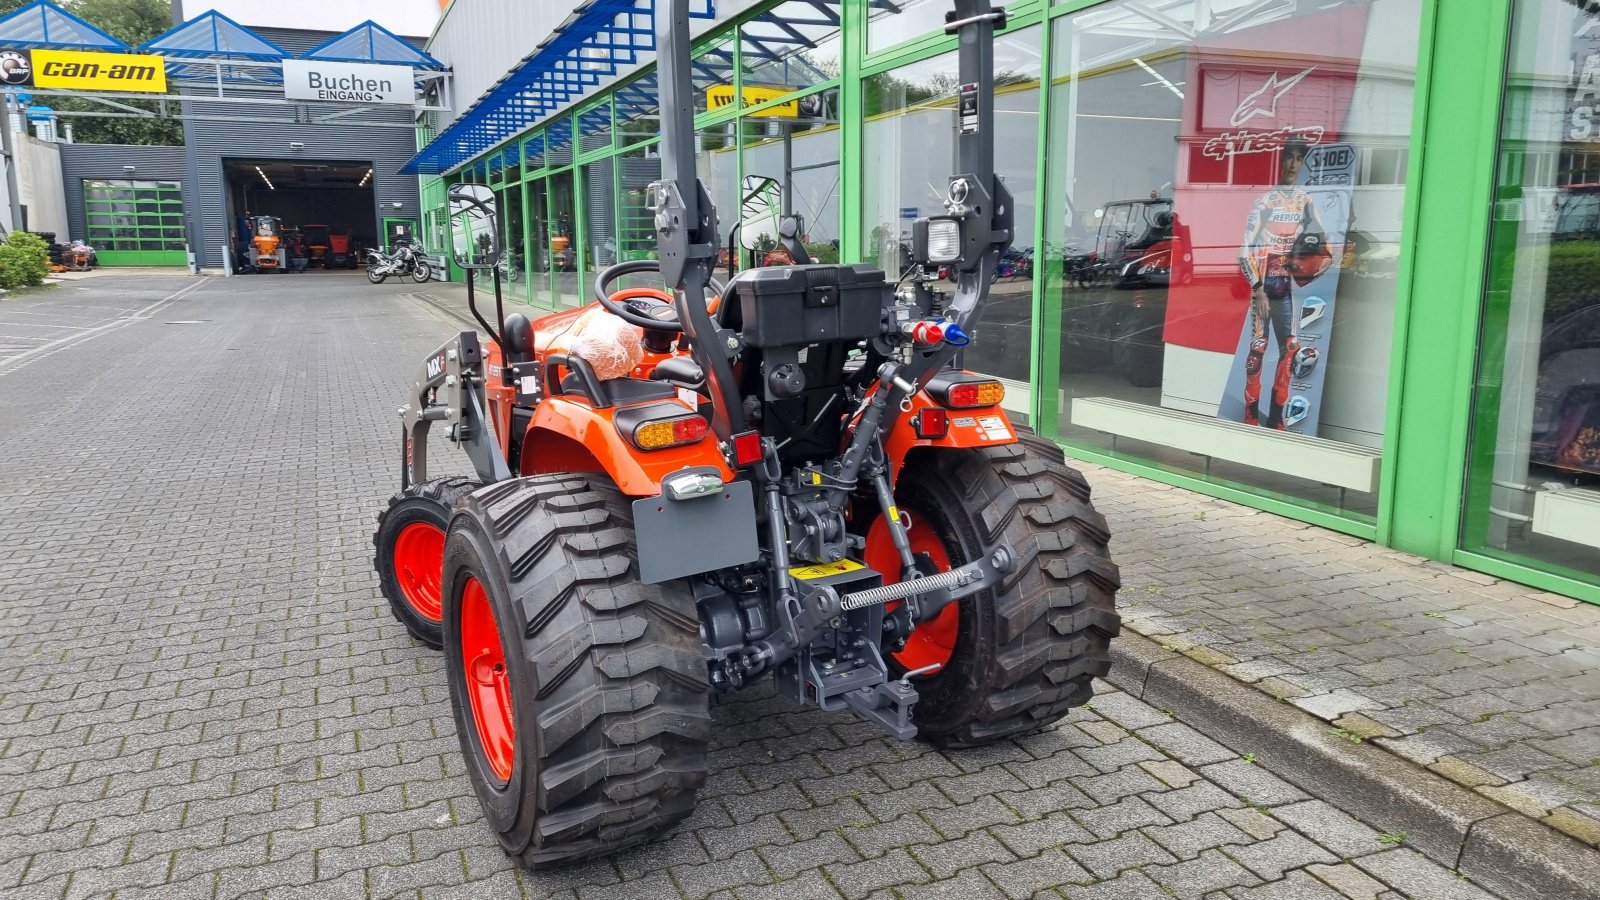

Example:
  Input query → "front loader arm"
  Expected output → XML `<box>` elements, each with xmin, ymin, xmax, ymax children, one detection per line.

<box><xmin>399</xmin><ymin>330</ymin><xmax>511</xmax><ymax>489</ymax></box>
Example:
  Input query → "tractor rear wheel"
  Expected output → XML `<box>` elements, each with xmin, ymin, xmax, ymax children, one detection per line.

<box><xmin>374</xmin><ymin>477</ymin><xmax>481</xmax><ymax>648</ymax></box>
<box><xmin>865</xmin><ymin>426</ymin><xmax>1121</xmax><ymax>747</ymax></box>
<box><xmin>441</xmin><ymin>474</ymin><xmax>711</xmax><ymax>868</ymax></box>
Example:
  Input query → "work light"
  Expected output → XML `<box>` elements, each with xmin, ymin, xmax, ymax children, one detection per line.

<box><xmin>914</xmin><ymin>216</ymin><xmax>964</xmax><ymax>265</ymax></box>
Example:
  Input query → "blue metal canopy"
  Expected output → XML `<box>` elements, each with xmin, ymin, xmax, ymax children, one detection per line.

<box><xmin>302</xmin><ymin>20</ymin><xmax>444</xmax><ymax>71</ymax></box>
<box><xmin>0</xmin><ymin>0</ymin><xmax>129</xmax><ymax>51</ymax></box>
<box><xmin>403</xmin><ymin>0</ymin><xmax>715</xmax><ymax>176</ymax></box>
<box><xmin>138</xmin><ymin>10</ymin><xmax>287</xmax><ymax>61</ymax></box>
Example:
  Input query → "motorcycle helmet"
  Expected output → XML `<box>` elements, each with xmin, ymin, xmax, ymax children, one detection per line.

<box><xmin>1283</xmin><ymin>396</ymin><xmax>1311</xmax><ymax>427</ymax></box>
<box><xmin>1291</xmin><ymin>345</ymin><xmax>1320</xmax><ymax>379</ymax></box>
<box><xmin>1286</xmin><ymin>229</ymin><xmax>1332</xmax><ymax>287</ymax></box>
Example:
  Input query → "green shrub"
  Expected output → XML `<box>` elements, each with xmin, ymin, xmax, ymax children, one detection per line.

<box><xmin>805</xmin><ymin>241</ymin><xmax>840</xmax><ymax>264</ymax></box>
<box><xmin>0</xmin><ymin>231</ymin><xmax>50</xmax><ymax>289</ymax></box>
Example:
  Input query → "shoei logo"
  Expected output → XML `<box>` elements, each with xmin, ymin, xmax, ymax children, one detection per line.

<box><xmin>1230</xmin><ymin>67</ymin><xmax>1316</xmax><ymax>127</ymax></box>
<box><xmin>26</xmin><ymin>49</ymin><xmax>166</xmax><ymax>92</ymax></box>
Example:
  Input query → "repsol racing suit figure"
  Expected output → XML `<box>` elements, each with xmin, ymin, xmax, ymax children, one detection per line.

<box><xmin>1238</xmin><ymin>137</ymin><xmax>1324</xmax><ymax>429</ymax></box>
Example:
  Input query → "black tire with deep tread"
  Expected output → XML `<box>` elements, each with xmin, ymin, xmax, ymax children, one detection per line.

<box><xmin>441</xmin><ymin>474</ymin><xmax>711</xmax><ymax>869</ymax></box>
<box><xmin>891</xmin><ymin>425</ymin><xmax>1121</xmax><ymax>747</ymax></box>
<box><xmin>373</xmin><ymin>476</ymin><xmax>481</xmax><ymax>648</ymax></box>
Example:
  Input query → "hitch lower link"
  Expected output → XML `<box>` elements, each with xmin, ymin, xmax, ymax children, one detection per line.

<box><xmin>729</xmin><ymin>545</ymin><xmax>1017</xmax><ymax>713</ymax></box>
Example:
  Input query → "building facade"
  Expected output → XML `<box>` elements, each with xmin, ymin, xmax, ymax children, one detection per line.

<box><xmin>413</xmin><ymin>0</ymin><xmax>1600</xmax><ymax>606</ymax></box>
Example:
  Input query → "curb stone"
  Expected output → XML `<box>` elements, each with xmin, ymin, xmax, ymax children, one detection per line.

<box><xmin>1105</xmin><ymin>630</ymin><xmax>1600</xmax><ymax>900</ymax></box>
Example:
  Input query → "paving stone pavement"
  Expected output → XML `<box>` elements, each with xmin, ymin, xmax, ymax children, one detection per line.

<box><xmin>0</xmin><ymin>275</ymin><xmax>1523</xmax><ymax>899</ymax></box>
<box><xmin>1080</xmin><ymin>465</ymin><xmax>1600</xmax><ymax>850</ymax></box>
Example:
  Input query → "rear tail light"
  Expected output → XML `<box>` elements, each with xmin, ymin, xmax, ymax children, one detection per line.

<box><xmin>913</xmin><ymin>408</ymin><xmax>949</xmax><ymax>439</ymax></box>
<box><xmin>630</xmin><ymin>414</ymin><xmax>709</xmax><ymax>451</ymax></box>
<box><xmin>935</xmin><ymin>380</ymin><xmax>1005</xmax><ymax>409</ymax></box>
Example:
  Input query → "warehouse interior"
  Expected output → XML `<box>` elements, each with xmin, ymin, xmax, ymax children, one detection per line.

<box><xmin>223</xmin><ymin>158</ymin><xmax>377</xmax><ymax>270</ymax></box>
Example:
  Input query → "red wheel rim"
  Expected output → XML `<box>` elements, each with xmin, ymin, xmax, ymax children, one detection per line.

<box><xmin>864</xmin><ymin>511</ymin><xmax>959</xmax><ymax>672</ymax></box>
<box><xmin>393</xmin><ymin>522</ymin><xmax>446</xmax><ymax>621</ymax></box>
<box><xmin>460</xmin><ymin>577</ymin><xmax>515</xmax><ymax>782</ymax></box>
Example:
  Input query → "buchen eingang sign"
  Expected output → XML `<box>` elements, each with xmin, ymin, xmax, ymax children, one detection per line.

<box><xmin>283</xmin><ymin>59</ymin><xmax>412</xmax><ymax>105</ymax></box>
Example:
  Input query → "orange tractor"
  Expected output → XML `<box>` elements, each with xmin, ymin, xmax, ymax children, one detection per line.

<box><xmin>372</xmin><ymin>0</ymin><xmax>1119</xmax><ymax>869</ymax></box>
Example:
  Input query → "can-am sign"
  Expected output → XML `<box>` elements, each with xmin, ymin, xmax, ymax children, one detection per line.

<box><xmin>283</xmin><ymin>59</ymin><xmax>411</xmax><ymax>105</ymax></box>
<box><xmin>0</xmin><ymin>48</ymin><xmax>167</xmax><ymax>92</ymax></box>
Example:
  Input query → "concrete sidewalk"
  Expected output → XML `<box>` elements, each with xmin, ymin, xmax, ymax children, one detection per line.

<box><xmin>1085</xmin><ymin>464</ymin><xmax>1600</xmax><ymax>850</ymax></box>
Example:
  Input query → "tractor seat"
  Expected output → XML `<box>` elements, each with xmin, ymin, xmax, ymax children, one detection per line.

<box><xmin>558</xmin><ymin>372</ymin><xmax>676</xmax><ymax>407</ymax></box>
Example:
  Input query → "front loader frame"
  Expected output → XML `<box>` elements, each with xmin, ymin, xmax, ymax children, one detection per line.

<box><xmin>399</xmin><ymin>330</ymin><xmax>511</xmax><ymax>491</ymax></box>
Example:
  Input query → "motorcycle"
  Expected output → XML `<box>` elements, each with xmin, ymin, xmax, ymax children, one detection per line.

<box><xmin>366</xmin><ymin>241</ymin><xmax>433</xmax><ymax>284</ymax></box>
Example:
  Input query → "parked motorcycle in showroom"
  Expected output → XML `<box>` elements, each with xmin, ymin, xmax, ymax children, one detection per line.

<box><xmin>366</xmin><ymin>240</ymin><xmax>434</xmax><ymax>284</ymax></box>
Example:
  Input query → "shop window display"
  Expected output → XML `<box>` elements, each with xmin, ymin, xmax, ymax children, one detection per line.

<box><xmin>862</xmin><ymin>26</ymin><xmax>1041</xmax><ymax>397</ymax></box>
<box><xmin>1463</xmin><ymin>0</ymin><xmax>1600</xmax><ymax>585</ymax></box>
<box><xmin>1044</xmin><ymin>0</ymin><xmax>1420</xmax><ymax>519</ymax></box>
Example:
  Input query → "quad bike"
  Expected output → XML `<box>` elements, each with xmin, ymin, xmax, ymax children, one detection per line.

<box><xmin>372</xmin><ymin>0</ymin><xmax>1119</xmax><ymax>869</ymax></box>
<box><xmin>366</xmin><ymin>240</ymin><xmax>433</xmax><ymax>284</ymax></box>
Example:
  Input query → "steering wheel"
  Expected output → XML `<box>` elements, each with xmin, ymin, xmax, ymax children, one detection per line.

<box><xmin>593</xmin><ymin>260</ymin><xmax>724</xmax><ymax>333</ymax></box>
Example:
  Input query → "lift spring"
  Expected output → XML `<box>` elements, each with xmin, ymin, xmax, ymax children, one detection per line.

<box><xmin>839</xmin><ymin>567</ymin><xmax>977</xmax><ymax>611</ymax></box>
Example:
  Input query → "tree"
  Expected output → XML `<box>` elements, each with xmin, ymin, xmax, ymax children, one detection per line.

<box><xmin>54</xmin><ymin>0</ymin><xmax>183</xmax><ymax>145</ymax></box>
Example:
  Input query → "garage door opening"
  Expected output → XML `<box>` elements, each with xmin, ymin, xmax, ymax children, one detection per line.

<box><xmin>223</xmin><ymin>159</ymin><xmax>377</xmax><ymax>273</ymax></box>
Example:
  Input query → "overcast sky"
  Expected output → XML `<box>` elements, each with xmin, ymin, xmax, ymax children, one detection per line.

<box><xmin>174</xmin><ymin>0</ymin><xmax>442</xmax><ymax>38</ymax></box>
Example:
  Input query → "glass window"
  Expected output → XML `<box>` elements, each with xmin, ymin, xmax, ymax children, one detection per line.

<box><xmin>500</xmin><ymin>183</ymin><xmax>525</xmax><ymax>302</ymax></box>
<box><xmin>581</xmin><ymin>157</ymin><xmax>617</xmax><ymax>309</ymax></box>
<box><xmin>579</xmin><ymin>99</ymin><xmax>612</xmax><ymax>154</ymax></box>
<box><xmin>546</xmin><ymin>118</ymin><xmax>574</xmax><ymax>168</ymax></box>
<box><xmin>740</xmin><ymin>1</ymin><xmax>842</xmax><ymax>106</ymax></box>
<box><xmin>1039</xmin><ymin>0</ymin><xmax>1421</xmax><ymax>521</ymax></box>
<box><xmin>617</xmin><ymin>144</ymin><xmax>662</xmax><ymax>263</ymax></box>
<box><xmin>524</xmin><ymin>132</ymin><xmax>546</xmax><ymax>171</ymax></box>
<box><xmin>1462</xmin><ymin>0</ymin><xmax>1600</xmax><ymax>587</ymax></box>
<box><xmin>867</xmin><ymin>0</ymin><xmax>949</xmax><ymax>54</ymax></box>
<box><xmin>742</xmin><ymin>88</ymin><xmax>842</xmax><ymax>264</ymax></box>
<box><xmin>862</xmin><ymin>27</ymin><xmax>1042</xmax><ymax>395</ymax></box>
<box><xmin>503</xmin><ymin>143</ymin><xmax>522</xmax><ymax>184</ymax></box>
<box><xmin>527</xmin><ymin>178</ymin><xmax>552</xmax><ymax>307</ymax></box>
<box><xmin>548</xmin><ymin>170</ymin><xmax>580</xmax><ymax>307</ymax></box>
<box><xmin>694</xmin><ymin>37</ymin><xmax>736</xmax><ymax>115</ymax></box>
<box><xmin>616</xmin><ymin>72</ymin><xmax>660</xmax><ymax>146</ymax></box>
<box><xmin>698</xmin><ymin>123</ymin><xmax>739</xmax><ymax>245</ymax></box>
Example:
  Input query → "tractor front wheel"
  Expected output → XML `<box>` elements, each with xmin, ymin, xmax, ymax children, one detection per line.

<box><xmin>441</xmin><ymin>474</ymin><xmax>711</xmax><ymax>868</ymax></box>
<box><xmin>865</xmin><ymin>426</ymin><xmax>1121</xmax><ymax>747</ymax></box>
<box><xmin>374</xmin><ymin>477</ymin><xmax>481</xmax><ymax>648</ymax></box>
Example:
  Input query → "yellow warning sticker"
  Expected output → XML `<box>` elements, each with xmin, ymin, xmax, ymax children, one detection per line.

<box><xmin>888</xmin><ymin>505</ymin><xmax>900</xmax><ymax>522</ymax></box>
<box><xmin>789</xmin><ymin>559</ymin><xmax>866</xmax><ymax>580</ymax></box>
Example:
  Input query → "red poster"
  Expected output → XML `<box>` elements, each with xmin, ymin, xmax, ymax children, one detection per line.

<box><xmin>1161</xmin><ymin>5</ymin><xmax>1372</xmax><ymax>353</ymax></box>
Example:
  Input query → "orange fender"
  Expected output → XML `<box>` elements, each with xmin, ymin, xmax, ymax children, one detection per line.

<box><xmin>882</xmin><ymin>388</ymin><xmax>1016</xmax><ymax>484</ymax></box>
<box><xmin>520</xmin><ymin>396</ymin><xmax>732</xmax><ymax>496</ymax></box>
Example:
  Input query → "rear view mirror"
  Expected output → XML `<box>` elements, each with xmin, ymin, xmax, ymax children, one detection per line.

<box><xmin>449</xmin><ymin>184</ymin><xmax>500</xmax><ymax>269</ymax></box>
<box><xmin>738</xmin><ymin>175</ymin><xmax>781</xmax><ymax>251</ymax></box>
